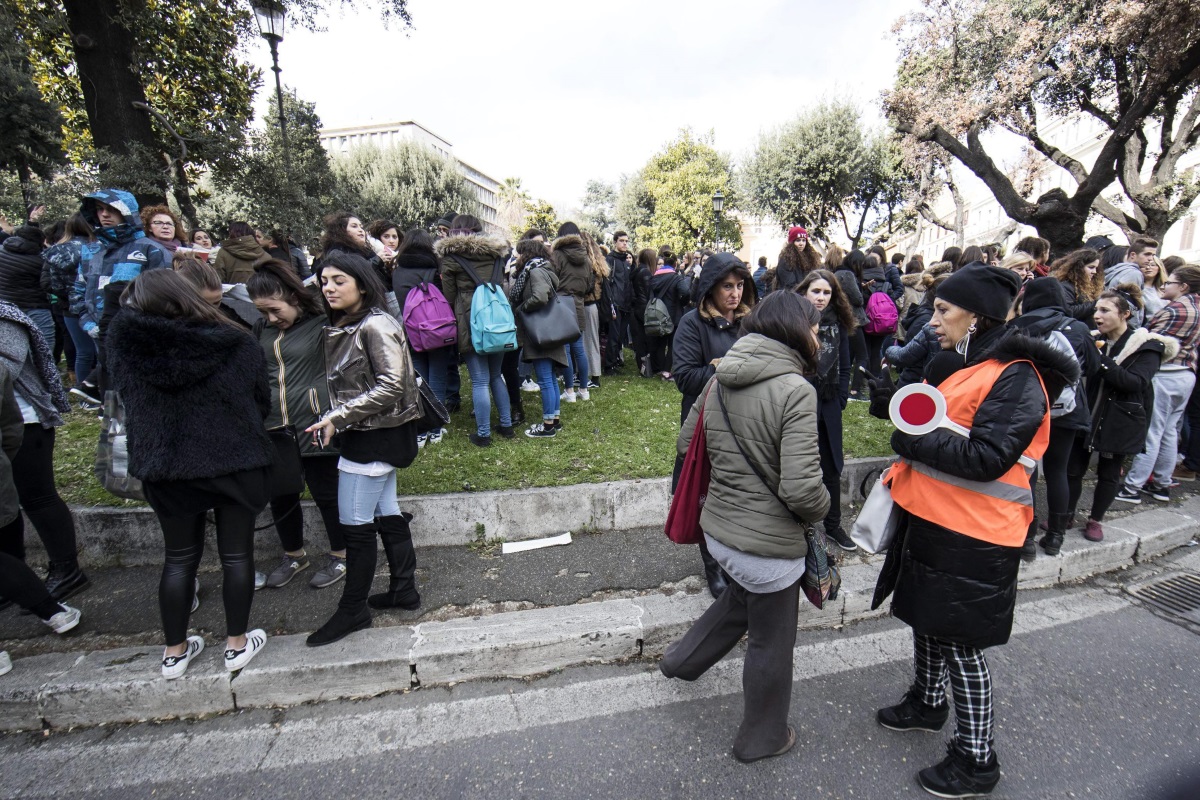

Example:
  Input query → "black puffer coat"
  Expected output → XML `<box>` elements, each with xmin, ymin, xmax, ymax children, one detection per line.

<box><xmin>1086</xmin><ymin>327</ymin><xmax>1174</xmax><ymax>455</ymax></box>
<box><xmin>0</xmin><ymin>227</ymin><xmax>49</xmax><ymax>311</ymax></box>
<box><xmin>108</xmin><ymin>309</ymin><xmax>272</xmax><ymax>482</ymax></box>
<box><xmin>808</xmin><ymin>307</ymin><xmax>851</xmax><ymax>473</ymax></box>
<box><xmin>672</xmin><ymin>255</ymin><xmax>756</xmax><ymax>424</ymax></box>
<box><xmin>873</xmin><ymin>329</ymin><xmax>1079</xmax><ymax>649</ymax></box>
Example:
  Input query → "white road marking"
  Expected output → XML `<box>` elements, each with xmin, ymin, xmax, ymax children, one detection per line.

<box><xmin>0</xmin><ymin>589</ymin><xmax>1130</xmax><ymax>797</ymax></box>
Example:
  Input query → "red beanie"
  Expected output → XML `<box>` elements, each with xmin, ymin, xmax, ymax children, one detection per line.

<box><xmin>787</xmin><ymin>226</ymin><xmax>808</xmax><ymax>243</ymax></box>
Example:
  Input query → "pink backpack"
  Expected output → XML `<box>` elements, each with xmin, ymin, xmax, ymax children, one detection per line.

<box><xmin>864</xmin><ymin>287</ymin><xmax>898</xmax><ymax>336</ymax></box>
<box><xmin>402</xmin><ymin>281</ymin><xmax>458</xmax><ymax>352</ymax></box>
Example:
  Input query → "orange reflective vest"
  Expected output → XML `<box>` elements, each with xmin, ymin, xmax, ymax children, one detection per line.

<box><xmin>886</xmin><ymin>359</ymin><xmax>1051</xmax><ymax>547</ymax></box>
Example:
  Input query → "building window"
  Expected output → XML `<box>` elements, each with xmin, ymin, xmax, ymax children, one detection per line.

<box><xmin>1182</xmin><ymin>215</ymin><xmax>1197</xmax><ymax>251</ymax></box>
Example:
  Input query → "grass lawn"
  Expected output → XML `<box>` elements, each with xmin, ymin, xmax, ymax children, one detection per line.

<box><xmin>53</xmin><ymin>354</ymin><xmax>894</xmax><ymax>507</ymax></box>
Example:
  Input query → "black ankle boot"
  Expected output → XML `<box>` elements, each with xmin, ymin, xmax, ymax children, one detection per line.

<box><xmin>369</xmin><ymin>513</ymin><xmax>420</xmax><ymax>610</ymax></box>
<box><xmin>1039</xmin><ymin>512</ymin><xmax>1069</xmax><ymax>556</ymax></box>
<box><xmin>697</xmin><ymin>538</ymin><xmax>729</xmax><ymax>599</ymax></box>
<box><xmin>45</xmin><ymin>561</ymin><xmax>90</xmax><ymax>601</ymax></box>
<box><xmin>306</xmin><ymin>606</ymin><xmax>372</xmax><ymax>647</ymax></box>
<box><xmin>1020</xmin><ymin>519</ymin><xmax>1038</xmax><ymax>563</ymax></box>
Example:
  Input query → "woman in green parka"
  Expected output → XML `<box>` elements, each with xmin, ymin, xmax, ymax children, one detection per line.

<box><xmin>247</xmin><ymin>261</ymin><xmax>349</xmax><ymax>591</ymax></box>
<box><xmin>511</xmin><ymin>239</ymin><xmax>568</xmax><ymax>438</ymax></box>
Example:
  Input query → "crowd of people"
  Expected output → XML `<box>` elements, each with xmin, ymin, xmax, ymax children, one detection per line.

<box><xmin>0</xmin><ymin>192</ymin><xmax>1197</xmax><ymax>796</ymax></box>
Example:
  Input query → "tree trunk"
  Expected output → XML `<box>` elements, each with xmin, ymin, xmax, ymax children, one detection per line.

<box><xmin>1030</xmin><ymin>190</ymin><xmax>1089</xmax><ymax>259</ymax></box>
<box><xmin>62</xmin><ymin>0</ymin><xmax>167</xmax><ymax>206</ymax></box>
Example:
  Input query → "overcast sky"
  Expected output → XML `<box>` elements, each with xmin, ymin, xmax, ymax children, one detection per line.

<box><xmin>244</xmin><ymin>0</ymin><xmax>918</xmax><ymax>211</ymax></box>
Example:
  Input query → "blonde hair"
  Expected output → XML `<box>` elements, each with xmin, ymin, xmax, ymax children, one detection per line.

<box><xmin>999</xmin><ymin>252</ymin><xmax>1036</xmax><ymax>274</ymax></box>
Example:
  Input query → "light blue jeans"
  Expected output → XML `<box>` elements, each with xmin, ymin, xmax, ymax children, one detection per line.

<box><xmin>63</xmin><ymin>315</ymin><xmax>97</xmax><ymax>380</ymax></box>
<box><xmin>563</xmin><ymin>336</ymin><xmax>588</xmax><ymax>390</ymax></box>
<box><xmin>1125</xmin><ymin>368</ymin><xmax>1196</xmax><ymax>489</ymax></box>
<box><xmin>338</xmin><ymin>469</ymin><xmax>401</xmax><ymax>526</ymax></box>
<box><xmin>464</xmin><ymin>350</ymin><xmax>511</xmax><ymax>437</ymax></box>
<box><xmin>533</xmin><ymin>358</ymin><xmax>561</xmax><ymax>421</ymax></box>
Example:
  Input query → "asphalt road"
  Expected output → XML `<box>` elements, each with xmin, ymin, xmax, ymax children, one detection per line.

<box><xmin>3</xmin><ymin>559</ymin><xmax>1198</xmax><ymax>800</ymax></box>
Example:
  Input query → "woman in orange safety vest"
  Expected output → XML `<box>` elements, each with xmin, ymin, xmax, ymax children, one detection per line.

<box><xmin>868</xmin><ymin>265</ymin><xmax>1078</xmax><ymax>798</ymax></box>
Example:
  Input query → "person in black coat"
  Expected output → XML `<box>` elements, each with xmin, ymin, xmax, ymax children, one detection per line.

<box><xmin>108</xmin><ymin>270</ymin><xmax>273</xmax><ymax>680</ymax></box>
<box><xmin>671</xmin><ymin>253</ymin><xmax>756</xmax><ymax>597</ymax></box>
<box><xmin>1066</xmin><ymin>285</ymin><xmax>1173</xmax><ymax>544</ymax></box>
<box><xmin>1010</xmin><ymin>277</ymin><xmax>1099</xmax><ymax>557</ymax></box>
<box><xmin>601</xmin><ymin>231</ymin><xmax>634</xmax><ymax>373</ymax></box>
<box><xmin>646</xmin><ymin>254</ymin><xmax>691</xmax><ymax>378</ymax></box>
<box><xmin>629</xmin><ymin>247</ymin><xmax>655</xmax><ymax>374</ymax></box>
<box><xmin>796</xmin><ymin>269</ymin><xmax>856</xmax><ymax>551</ymax></box>
<box><xmin>0</xmin><ymin>226</ymin><xmax>52</xmax><ymax>346</ymax></box>
<box><xmin>870</xmin><ymin>266</ymin><xmax>1077</xmax><ymax>798</ymax></box>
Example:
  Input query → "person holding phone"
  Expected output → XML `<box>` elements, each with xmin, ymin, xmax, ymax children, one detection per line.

<box><xmin>304</xmin><ymin>252</ymin><xmax>422</xmax><ymax>647</ymax></box>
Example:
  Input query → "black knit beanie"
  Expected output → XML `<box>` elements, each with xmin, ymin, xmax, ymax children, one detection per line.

<box><xmin>1021</xmin><ymin>276</ymin><xmax>1065</xmax><ymax>312</ymax></box>
<box><xmin>936</xmin><ymin>264</ymin><xmax>1020</xmax><ymax>321</ymax></box>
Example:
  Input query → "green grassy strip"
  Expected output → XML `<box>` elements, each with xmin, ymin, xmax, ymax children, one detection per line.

<box><xmin>53</xmin><ymin>358</ymin><xmax>894</xmax><ymax>507</ymax></box>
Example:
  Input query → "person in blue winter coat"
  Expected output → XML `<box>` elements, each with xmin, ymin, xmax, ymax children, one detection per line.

<box><xmin>70</xmin><ymin>190</ymin><xmax>166</xmax><ymax>390</ymax></box>
<box><xmin>72</xmin><ymin>190</ymin><xmax>166</xmax><ymax>337</ymax></box>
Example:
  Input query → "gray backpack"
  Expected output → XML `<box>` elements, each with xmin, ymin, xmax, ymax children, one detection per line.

<box><xmin>644</xmin><ymin>278</ymin><xmax>676</xmax><ymax>337</ymax></box>
<box><xmin>1043</xmin><ymin>320</ymin><xmax>1079</xmax><ymax>418</ymax></box>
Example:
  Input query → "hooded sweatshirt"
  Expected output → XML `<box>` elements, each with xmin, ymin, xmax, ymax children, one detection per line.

<box><xmin>74</xmin><ymin>189</ymin><xmax>167</xmax><ymax>332</ymax></box>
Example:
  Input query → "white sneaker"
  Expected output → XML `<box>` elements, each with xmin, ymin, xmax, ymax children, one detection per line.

<box><xmin>43</xmin><ymin>604</ymin><xmax>81</xmax><ymax>634</ymax></box>
<box><xmin>427</xmin><ymin>427</ymin><xmax>444</xmax><ymax>444</ymax></box>
<box><xmin>225</xmin><ymin>629</ymin><xmax>267</xmax><ymax>671</ymax></box>
<box><xmin>162</xmin><ymin>635</ymin><xmax>204</xmax><ymax>680</ymax></box>
<box><xmin>577</xmin><ymin>388</ymin><xmax>590</xmax><ymax>401</ymax></box>
<box><xmin>561</xmin><ymin>389</ymin><xmax>577</xmax><ymax>403</ymax></box>
<box><xmin>0</xmin><ymin>651</ymin><xmax>11</xmax><ymax>677</ymax></box>
<box><xmin>191</xmin><ymin>577</ymin><xmax>200</xmax><ymax>613</ymax></box>
<box><xmin>521</xmin><ymin>379</ymin><xmax>540</xmax><ymax>393</ymax></box>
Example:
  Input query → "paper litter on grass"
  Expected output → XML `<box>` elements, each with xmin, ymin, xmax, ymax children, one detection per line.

<box><xmin>501</xmin><ymin>532</ymin><xmax>573</xmax><ymax>554</ymax></box>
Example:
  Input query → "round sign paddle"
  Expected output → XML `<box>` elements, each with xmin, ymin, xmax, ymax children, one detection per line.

<box><xmin>889</xmin><ymin>383</ymin><xmax>948</xmax><ymax>436</ymax></box>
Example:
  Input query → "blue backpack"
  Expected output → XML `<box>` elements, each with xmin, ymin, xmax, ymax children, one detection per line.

<box><xmin>451</xmin><ymin>255</ymin><xmax>517</xmax><ymax>354</ymax></box>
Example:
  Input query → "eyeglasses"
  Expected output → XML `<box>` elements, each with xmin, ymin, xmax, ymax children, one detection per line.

<box><xmin>150</xmin><ymin>220</ymin><xmax>174</xmax><ymax>227</ymax></box>
<box><xmin>1164</xmin><ymin>280</ymin><xmax>1183</xmax><ymax>287</ymax></box>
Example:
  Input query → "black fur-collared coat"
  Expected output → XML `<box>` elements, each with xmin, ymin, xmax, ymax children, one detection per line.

<box><xmin>107</xmin><ymin>309</ymin><xmax>272</xmax><ymax>482</ymax></box>
<box><xmin>872</xmin><ymin>328</ymin><xmax>1079</xmax><ymax>649</ymax></box>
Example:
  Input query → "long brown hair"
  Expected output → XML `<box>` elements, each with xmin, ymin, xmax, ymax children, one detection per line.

<box><xmin>1049</xmin><ymin>248</ymin><xmax>1102</xmax><ymax>301</ymax></box>
<box><xmin>246</xmin><ymin>259</ymin><xmax>325</xmax><ymax>318</ymax></box>
<box><xmin>120</xmin><ymin>269</ymin><xmax>238</xmax><ymax>326</ymax></box>
<box><xmin>796</xmin><ymin>268</ymin><xmax>856</xmax><ymax>331</ymax></box>
<box><xmin>740</xmin><ymin>291</ymin><xmax>820</xmax><ymax>364</ymax></box>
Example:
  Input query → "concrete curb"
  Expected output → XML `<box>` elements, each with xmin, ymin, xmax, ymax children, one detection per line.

<box><xmin>3</xmin><ymin>496</ymin><xmax>1196</xmax><ymax>732</ymax></box>
<box><xmin>43</xmin><ymin>458</ymin><xmax>895</xmax><ymax>568</ymax></box>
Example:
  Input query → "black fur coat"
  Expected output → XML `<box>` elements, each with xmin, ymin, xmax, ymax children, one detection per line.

<box><xmin>108</xmin><ymin>309</ymin><xmax>272</xmax><ymax>482</ymax></box>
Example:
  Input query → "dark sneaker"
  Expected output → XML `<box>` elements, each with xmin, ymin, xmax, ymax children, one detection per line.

<box><xmin>496</xmin><ymin>425</ymin><xmax>516</xmax><ymax>439</ymax></box>
<box><xmin>917</xmin><ymin>744</ymin><xmax>1000</xmax><ymax>798</ymax></box>
<box><xmin>264</xmin><ymin>554</ymin><xmax>310</xmax><ymax>588</ymax></box>
<box><xmin>1114</xmin><ymin>486</ymin><xmax>1141</xmax><ymax>504</ymax></box>
<box><xmin>69</xmin><ymin>384</ymin><xmax>101</xmax><ymax>406</ymax></box>
<box><xmin>877</xmin><ymin>688</ymin><xmax>949</xmax><ymax>732</ymax></box>
<box><xmin>309</xmin><ymin>555</ymin><xmax>347</xmax><ymax>589</ymax></box>
<box><xmin>827</xmin><ymin>527</ymin><xmax>858</xmax><ymax>552</ymax></box>
<box><xmin>1142</xmin><ymin>482</ymin><xmax>1170</xmax><ymax>502</ymax></box>
<box><xmin>470</xmin><ymin>432</ymin><xmax>492</xmax><ymax>447</ymax></box>
<box><xmin>525</xmin><ymin>422</ymin><xmax>557</xmax><ymax>438</ymax></box>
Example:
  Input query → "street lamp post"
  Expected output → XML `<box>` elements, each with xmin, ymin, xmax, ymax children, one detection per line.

<box><xmin>251</xmin><ymin>1</ymin><xmax>290</xmax><ymax>174</ymax></box>
<box><xmin>712</xmin><ymin>189</ymin><xmax>725</xmax><ymax>252</ymax></box>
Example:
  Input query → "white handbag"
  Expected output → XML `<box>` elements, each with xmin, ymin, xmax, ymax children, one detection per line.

<box><xmin>850</xmin><ymin>466</ymin><xmax>902</xmax><ymax>554</ymax></box>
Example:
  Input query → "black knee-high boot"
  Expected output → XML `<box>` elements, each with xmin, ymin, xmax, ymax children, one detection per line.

<box><xmin>697</xmin><ymin>537</ymin><xmax>729</xmax><ymax>599</ymax></box>
<box><xmin>306</xmin><ymin>522</ymin><xmax>375</xmax><ymax>647</ymax></box>
<box><xmin>368</xmin><ymin>512</ymin><xmax>421</xmax><ymax>610</ymax></box>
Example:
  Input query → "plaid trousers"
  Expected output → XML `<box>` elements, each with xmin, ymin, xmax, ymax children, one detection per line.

<box><xmin>913</xmin><ymin>633</ymin><xmax>994</xmax><ymax>765</ymax></box>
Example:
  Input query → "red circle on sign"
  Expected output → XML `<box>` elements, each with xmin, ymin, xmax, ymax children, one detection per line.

<box><xmin>898</xmin><ymin>393</ymin><xmax>937</xmax><ymax>426</ymax></box>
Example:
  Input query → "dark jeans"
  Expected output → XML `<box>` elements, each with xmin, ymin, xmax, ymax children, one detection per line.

<box><xmin>864</xmin><ymin>333</ymin><xmax>886</xmax><ymax>378</ymax></box>
<box><xmin>269</xmin><ymin>455</ymin><xmax>344</xmax><ymax>553</ymax></box>
<box><xmin>818</xmin><ymin>418</ymin><xmax>842</xmax><ymax>534</ymax></box>
<box><xmin>1066</xmin><ymin>435</ymin><xmax>1125</xmax><ymax>522</ymax></box>
<box><xmin>647</xmin><ymin>335</ymin><xmax>671</xmax><ymax>375</ymax></box>
<box><xmin>0</xmin><ymin>425</ymin><xmax>79</xmax><ymax>566</ymax></box>
<box><xmin>661</xmin><ymin>577</ymin><xmax>801</xmax><ymax>760</ymax></box>
<box><xmin>1182</xmin><ymin>376</ymin><xmax>1200</xmax><ymax>472</ymax></box>
<box><xmin>1040</xmin><ymin>424</ymin><xmax>1076</xmax><ymax>521</ymax></box>
<box><xmin>501</xmin><ymin>349</ymin><xmax>524</xmax><ymax>415</ymax></box>
<box><xmin>157</xmin><ymin>505</ymin><xmax>258</xmax><ymax>646</ymax></box>
<box><xmin>848</xmin><ymin>328</ymin><xmax>869</xmax><ymax>392</ymax></box>
<box><xmin>604</xmin><ymin>311</ymin><xmax>627</xmax><ymax>371</ymax></box>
